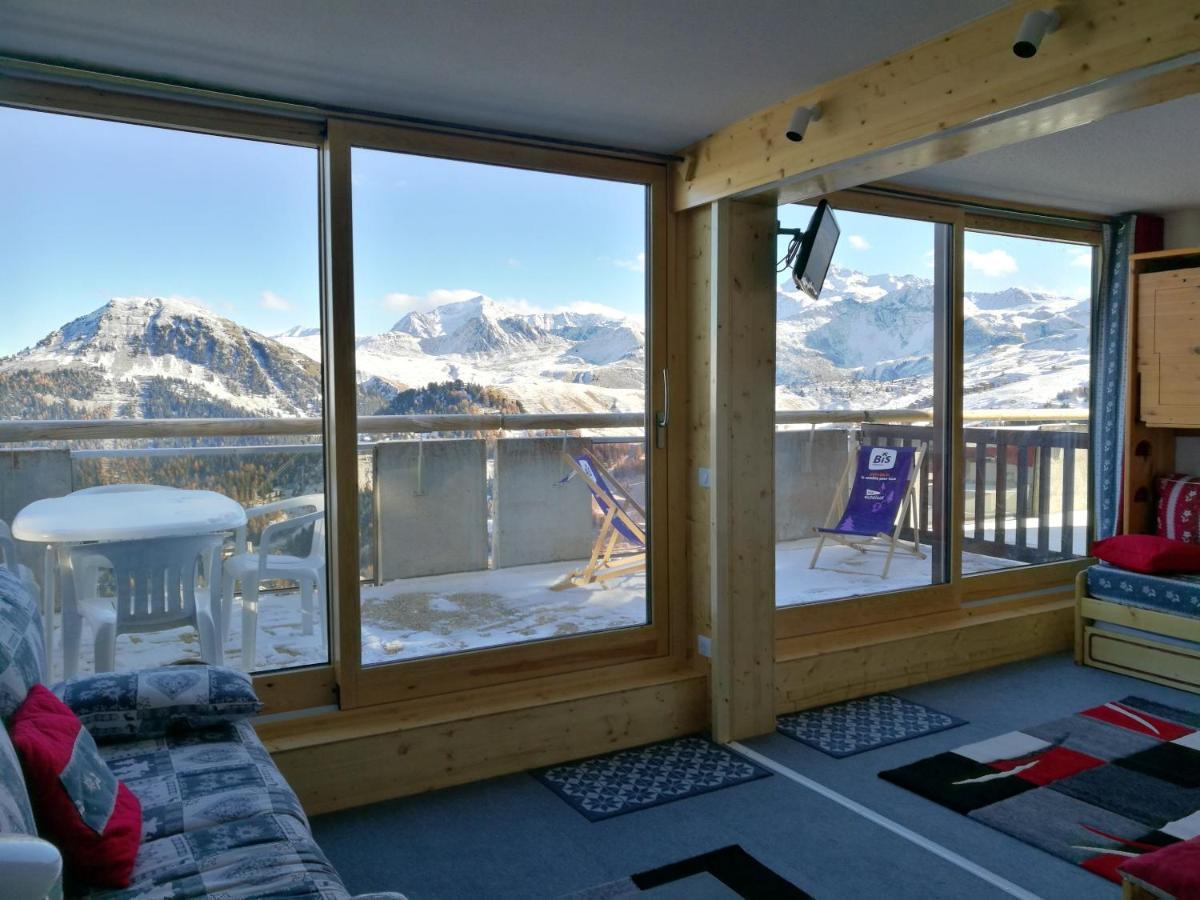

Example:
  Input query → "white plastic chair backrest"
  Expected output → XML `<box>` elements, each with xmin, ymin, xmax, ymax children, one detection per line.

<box><xmin>237</xmin><ymin>493</ymin><xmax>325</xmax><ymax>554</ymax></box>
<box><xmin>69</xmin><ymin>534</ymin><xmax>223</xmax><ymax>629</ymax></box>
<box><xmin>72</xmin><ymin>484</ymin><xmax>168</xmax><ymax>495</ymax></box>
<box><xmin>257</xmin><ymin>510</ymin><xmax>325</xmax><ymax>579</ymax></box>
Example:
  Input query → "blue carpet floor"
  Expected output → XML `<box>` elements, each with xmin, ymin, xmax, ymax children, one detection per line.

<box><xmin>312</xmin><ymin>654</ymin><xmax>1200</xmax><ymax>899</ymax></box>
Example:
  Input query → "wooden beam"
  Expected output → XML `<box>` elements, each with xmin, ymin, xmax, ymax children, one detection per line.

<box><xmin>673</xmin><ymin>0</ymin><xmax>1200</xmax><ymax>211</ymax></box>
<box><xmin>708</xmin><ymin>200</ymin><xmax>777</xmax><ymax>741</ymax></box>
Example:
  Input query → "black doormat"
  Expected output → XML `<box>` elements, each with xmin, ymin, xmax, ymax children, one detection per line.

<box><xmin>564</xmin><ymin>845</ymin><xmax>811</xmax><ymax>899</ymax></box>
<box><xmin>532</xmin><ymin>735</ymin><xmax>770</xmax><ymax>821</ymax></box>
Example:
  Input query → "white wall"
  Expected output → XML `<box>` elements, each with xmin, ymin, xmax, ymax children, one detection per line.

<box><xmin>1164</xmin><ymin>209</ymin><xmax>1200</xmax><ymax>249</ymax></box>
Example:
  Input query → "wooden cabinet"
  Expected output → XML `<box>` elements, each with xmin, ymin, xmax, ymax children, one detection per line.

<box><xmin>1138</xmin><ymin>265</ymin><xmax>1200</xmax><ymax>426</ymax></box>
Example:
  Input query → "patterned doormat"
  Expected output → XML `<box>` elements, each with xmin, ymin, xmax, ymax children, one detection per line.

<box><xmin>776</xmin><ymin>694</ymin><xmax>966</xmax><ymax>757</ymax></box>
<box><xmin>533</xmin><ymin>736</ymin><xmax>770</xmax><ymax>821</ymax></box>
<box><xmin>564</xmin><ymin>845</ymin><xmax>811</xmax><ymax>899</ymax></box>
<box><xmin>879</xmin><ymin>696</ymin><xmax>1200</xmax><ymax>884</ymax></box>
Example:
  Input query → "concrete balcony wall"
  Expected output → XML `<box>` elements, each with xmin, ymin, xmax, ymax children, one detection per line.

<box><xmin>774</xmin><ymin>429</ymin><xmax>853</xmax><ymax>541</ymax></box>
<box><xmin>493</xmin><ymin>437</ymin><xmax>594</xmax><ymax>568</ymax></box>
<box><xmin>0</xmin><ymin>448</ymin><xmax>72</xmax><ymax>569</ymax></box>
<box><xmin>374</xmin><ymin>438</ymin><xmax>489</xmax><ymax>581</ymax></box>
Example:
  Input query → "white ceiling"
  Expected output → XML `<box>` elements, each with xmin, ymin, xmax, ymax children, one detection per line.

<box><xmin>0</xmin><ymin>0</ymin><xmax>1005</xmax><ymax>153</ymax></box>
<box><xmin>891</xmin><ymin>92</ymin><xmax>1200</xmax><ymax>216</ymax></box>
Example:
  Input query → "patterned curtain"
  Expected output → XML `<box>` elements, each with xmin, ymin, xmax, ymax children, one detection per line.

<box><xmin>1091</xmin><ymin>216</ymin><xmax>1135</xmax><ymax>540</ymax></box>
<box><xmin>1091</xmin><ymin>214</ymin><xmax>1164</xmax><ymax>539</ymax></box>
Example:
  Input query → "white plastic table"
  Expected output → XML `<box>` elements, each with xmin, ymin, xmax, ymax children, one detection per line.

<box><xmin>12</xmin><ymin>488</ymin><xmax>247</xmax><ymax>677</ymax></box>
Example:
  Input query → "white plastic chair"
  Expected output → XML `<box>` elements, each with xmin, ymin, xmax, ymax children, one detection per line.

<box><xmin>68</xmin><ymin>534</ymin><xmax>224</xmax><ymax>674</ymax></box>
<box><xmin>221</xmin><ymin>494</ymin><xmax>325</xmax><ymax>670</ymax></box>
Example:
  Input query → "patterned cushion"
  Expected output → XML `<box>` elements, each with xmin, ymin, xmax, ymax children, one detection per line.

<box><xmin>0</xmin><ymin>724</ymin><xmax>35</xmax><ymax>835</ymax></box>
<box><xmin>0</xmin><ymin>565</ymin><xmax>46</xmax><ymax>720</ymax></box>
<box><xmin>80</xmin><ymin>812</ymin><xmax>352</xmax><ymax>900</ymax></box>
<box><xmin>98</xmin><ymin>721</ymin><xmax>306</xmax><ymax>843</ymax></box>
<box><xmin>55</xmin><ymin>665</ymin><xmax>261</xmax><ymax>740</ymax></box>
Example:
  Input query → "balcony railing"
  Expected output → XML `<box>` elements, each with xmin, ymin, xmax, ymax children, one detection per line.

<box><xmin>0</xmin><ymin>409</ymin><xmax>1089</xmax><ymax>578</ymax></box>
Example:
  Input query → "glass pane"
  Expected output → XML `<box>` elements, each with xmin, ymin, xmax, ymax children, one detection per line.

<box><xmin>775</xmin><ymin>205</ymin><xmax>949</xmax><ymax>607</ymax></box>
<box><xmin>961</xmin><ymin>232</ymin><xmax>1093</xmax><ymax>574</ymax></box>
<box><xmin>349</xmin><ymin>149</ymin><xmax>649</xmax><ymax>663</ymax></box>
<box><xmin>0</xmin><ymin>106</ymin><xmax>327</xmax><ymax>678</ymax></box>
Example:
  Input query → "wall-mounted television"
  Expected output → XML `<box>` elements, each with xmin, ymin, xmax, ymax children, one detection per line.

<box><xmin>791</xmin><ymin>200</ymin><xmax>840</xmax><ymax>299</ymax></box>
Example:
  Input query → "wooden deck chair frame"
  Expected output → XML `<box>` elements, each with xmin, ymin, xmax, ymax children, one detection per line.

<box><xmin>558</xmin><ymin>449</ymin><xmax>647</xmax><ymax>588</ymax></box>
<box><xmin>809</xmin><ymin>441</ymin><xmax>928</xmax><ymax>579</ymax></box>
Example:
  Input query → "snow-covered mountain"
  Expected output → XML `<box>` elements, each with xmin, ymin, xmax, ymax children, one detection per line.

<box><xmin>775</xmin><ymin>265</ymin><xmax>1090</xmax><ymax>411</ymax></box>
<box><xmin>275</xmin><ymin>293</ymin><xmax>648</xmax><ymax>414</ymax></box>
<box><xmin>0</xmin><ymin>297</ymin><xmax>322</xmax><ymax>421</ymax></box>
<box><xmin>0</xmin><ymin>267</ymin><xmax>1090</xmax><ymax>426</ymax></box>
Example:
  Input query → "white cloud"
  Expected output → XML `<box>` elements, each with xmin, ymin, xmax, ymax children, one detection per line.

<box><xmin>505</xmin><ymin>258</ymin><xmax>521</xmax><ymax>269</ymax></box>
<box><xmin>1069</xmin><ymin>249</ymin><xmax>1094</xmax><ymax>268</ymax></box>
<box><xmin>383</xmin><ymin>288</ymin><xmax>483</xmax><ymax>314</ymax></box>
<box><xmin>964</xmin><ymin>248</ymin><xmax>1018</xmax><ymax>278</ymax></box>
<box><xmin>611</xmin><ymin>252</ymin><xmax>646</xmax><ymax>273</ymax></box>
<box><xmin>847</xmin><ymin>234</ymin><xmax>871</xmax><ymax>250</ymax></box>
<box><xmin>922</xmin><ymin>249</ymin><xmax>935</xmax><ymax>269</ymax></box>
<box><xmin>260</xmin><ymin>290</ymin><xmax>292</xmax><ymax>312</ymax></box>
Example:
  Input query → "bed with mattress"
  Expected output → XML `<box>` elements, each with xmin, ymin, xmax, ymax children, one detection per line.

<box><xmin>1076</xmin><ymin>564</ymin><xmax>1200</xmax><ymax>694</ymax></box>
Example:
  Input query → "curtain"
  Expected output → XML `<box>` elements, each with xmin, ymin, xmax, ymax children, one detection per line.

<box><xmin>1091</xmin><ymin>214</ymin><xmax>1164</xmax><ymax>539</ymax></box>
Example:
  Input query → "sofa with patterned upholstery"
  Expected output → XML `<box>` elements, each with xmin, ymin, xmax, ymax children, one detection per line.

<box><xmin>0</xmin><ymin>565</ymin><xmax>401</xmax><ymax>899</ymax></box>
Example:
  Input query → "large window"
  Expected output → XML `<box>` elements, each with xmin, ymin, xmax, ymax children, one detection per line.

<box><xmin>345</xmin><ymin>145</ymin><xmax>652</xmax><ymax>665</ymax></box>
<box><xmin>0</xmin><ymin>105</ymin><xmax>328</xmax><ymax>680</ymax></box>
<box><xmin>960</xmin><ymin>229</ymin><xmax>1094</xmax><ymax>575</ymax></box>
<box><xmin>774</xmin><ymin>205</ymin><xmax>950</xmax><ymax>607</ymax></box>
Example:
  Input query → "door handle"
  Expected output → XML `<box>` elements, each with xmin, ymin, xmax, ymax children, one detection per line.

<box><xmin>655</xmin><ymin>368</ymin><xmax>669</xmax><ymax>449</ymax></box>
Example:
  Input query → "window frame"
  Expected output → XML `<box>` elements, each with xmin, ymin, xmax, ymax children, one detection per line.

<box><xmin>323</xmin><ymin>119</ymin><xmax>675</xmax><ymax>710</ymax></box>
<box><xmin>775</xmin><ymin>189</ymin><xmax>1103</xmax><ymax>642</ymax></box>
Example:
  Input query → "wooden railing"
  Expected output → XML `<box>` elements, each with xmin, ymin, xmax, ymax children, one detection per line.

<box><xmin>861</xmin><ymin>421</ymin><xmax>1089</xmax><ymax>566</ymax></box>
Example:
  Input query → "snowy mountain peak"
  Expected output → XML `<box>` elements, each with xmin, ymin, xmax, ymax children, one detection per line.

<box><xmin>273</xmin><ymin>324</ymin><xmax>321</xmax><ymax>339</ymax></box>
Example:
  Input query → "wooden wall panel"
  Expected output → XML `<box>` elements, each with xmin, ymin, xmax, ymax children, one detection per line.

<box><xmin>264</xmin><ymin>672</ymin><xmax>708</xmax><ymax>815</ymax></box>
<box><xmin>775</xmin><ymin>600</ymin><xmax>1074</xmax><ymax>713</ymax></box>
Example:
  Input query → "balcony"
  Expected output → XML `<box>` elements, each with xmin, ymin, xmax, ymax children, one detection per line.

<box><xmin>0</xmin><ymin>408</ymin><xmax>1088</xmax><ymax>679</ymax></box>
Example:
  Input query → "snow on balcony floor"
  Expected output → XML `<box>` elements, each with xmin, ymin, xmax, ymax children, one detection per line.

<box><xmin>49</xmin><ymin>539</ymin><xmax>1026</xmax><ymax>679</ymax></box>
<box><xmin>775</xmin><ymin>537</ymin><xmax>1023</xmax><ymax>607</ymax></box>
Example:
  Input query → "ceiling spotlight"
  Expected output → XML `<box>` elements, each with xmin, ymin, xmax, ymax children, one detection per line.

<box><xmin>1013</xmin><ymin>8</ymin><xmax>1060</xmax><ymax>58</ymax></box>
<box><xmin>785</xmin><ymin>104</ymin><xmax>822</xmax><ymax>143</ymax></box>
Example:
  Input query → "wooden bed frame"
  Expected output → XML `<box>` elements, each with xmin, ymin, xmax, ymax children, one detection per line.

<box><xmin>1075</xmin><ymin>571</ymin><xmax>1200</xmax><ymax>695</ymax></box>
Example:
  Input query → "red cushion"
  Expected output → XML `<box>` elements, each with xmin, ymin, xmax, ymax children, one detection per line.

<box><xmin>1091</xmin><ymin>534</ymin><xmax>1200</xmax><ymax>575</ymax></box>
<box><xmin>1157</xmin><ymin>473</ymin><xmax>1200</xmax><ymax>542</ymax></box>
<box><xmin>1120</xmin><ymin>837</ymin><xmax>1200</xmax><ymax>899</ymax></box>
<box><xmin>10</xmin><ymin>685</ymin><xmax>141</xmax><ymax>888</ymax></box>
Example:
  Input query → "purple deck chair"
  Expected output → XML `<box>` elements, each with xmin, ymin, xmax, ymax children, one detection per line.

<box><xmin>809</xmin><ymin>442</ymin><xmax>927</xmax><ymax>578</ymax></box>
<box><xmin>553</xmin><ymin>450</ymin><xmax>647</xmax><ymax>589</ymax></box>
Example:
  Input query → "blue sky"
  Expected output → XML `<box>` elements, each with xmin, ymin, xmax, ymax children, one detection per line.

<box><xmin>1</xmin><ymin>104</ymin><xmax>1093</xmax><ymax>358</ymax></box>
<box><xmin>0</xmin><ymin>105</ymin><xmax>647</xmax><ymax>356</ymax></box>
<box><xmin>778</xmin><ymin>205</ymin><xmax>1094</xmax><ymax>299</ymax></box>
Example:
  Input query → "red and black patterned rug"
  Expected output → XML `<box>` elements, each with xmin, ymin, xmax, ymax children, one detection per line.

<box><xmin>879</xmin><ymin>695</ymin><xmax>1200</xmax><ymax>883</ymax></box>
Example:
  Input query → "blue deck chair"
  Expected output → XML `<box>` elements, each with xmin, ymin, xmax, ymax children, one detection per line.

<box><xmin>555</xmin><ymin>450</ymin><xmax>647</xmax><ymax>588</ymax></box>
<box><xmin>809</xmin><ymin>441</ymin><xmax>927</xmax><ymax>578</ymax></box>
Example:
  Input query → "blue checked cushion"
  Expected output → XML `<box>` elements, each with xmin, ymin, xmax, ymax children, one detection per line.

<box><xmin>0</xmin><ymin>565</ymin><xmax>46</xmax><ymax>720</ymax></box>
<box><xmin>98</xmin><ymin>720</ymin><xmax>306</xmax><ymax>843</ymax></box>
<box><xmin>54</xmin><ymin>665</ymin><xmax>261</xmax><ymax>740</ymax></box>
<box><xmin>0</xmin><ymin>723</ymin><xmax>36</xmax><ymax>835</ymax></box>
<box><xmin>79</xmin><ymin>812</ymin><xmax>352</xmax><ymax>900</ymax></box>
